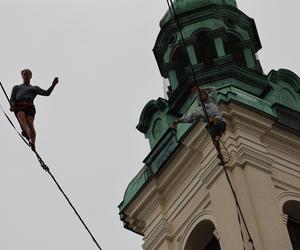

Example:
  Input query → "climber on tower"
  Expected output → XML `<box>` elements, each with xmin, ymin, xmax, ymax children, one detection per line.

<box><xmin>9</xmin><ymin>69</ymin><xmax>59</xmax><ymax>151</ymax></box>
<box><xmin>172</xmin><ymin>86</ymin><xmax>226</xmax><ymax>163</ymax></box>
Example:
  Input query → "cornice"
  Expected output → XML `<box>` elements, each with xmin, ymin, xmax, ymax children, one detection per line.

<box><xmin>237</xmin><ymin>147</ymin><xmax>274</xmax><ymax>174</ymax></box>
<box><xmin>273</xmin><ymin>104</ymin><xmax>300</xmax><ymax>132</ymax></box>
<box><xmin>268</xmin><ymin>69</ymin><xmax>300</xmax><ymax>93</ymax></box>
<box><xmin>168</xmin><ymin>64</ymin><xmax>268</xmax><ymax>112</ymax></box>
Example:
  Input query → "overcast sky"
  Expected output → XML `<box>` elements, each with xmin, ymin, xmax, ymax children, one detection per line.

<box><xmin>0</xmin><ymin>1</ymin><xmax>299</xmax><ymax>250</ymax></box>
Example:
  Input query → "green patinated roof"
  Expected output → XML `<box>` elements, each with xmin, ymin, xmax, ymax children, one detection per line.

<box><xmin>118</xmin><ymin>166</ymin><xmax>153</xmax><ymax>216</ymax></box>
<box><xmin>161</xmin><ymin>0</ymin><xmax>237</xmax><ymax>26</ymax></box>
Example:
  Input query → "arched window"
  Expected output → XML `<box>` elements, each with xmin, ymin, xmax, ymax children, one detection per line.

<box><xmin>194</xmin><ymin>31</ymin><xmax>217</xmax><ymax>68</ymax></box>
<box><xmin>171</xmin><ymin>46</ymin><xmax>189</xmax><ymax>85</ymax></box>
<box><xmin>184</xmin><ymin>220</ymin><xmax>221</xmax><ymax>250</ymax></box>
<box><xmin>283</xmin><ymin>200</ymin><xmax>300</xmax><ymax>250</ymax></box>
<box><xmin>224</xmin><ymin>33</ymin><xmax>246</xmax><ymax>67</ymax></box>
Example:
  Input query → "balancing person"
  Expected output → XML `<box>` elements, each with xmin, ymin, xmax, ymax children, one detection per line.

<box><xmin>172</xmin><ymin>86</ymin><xmax>227</xmax><ymax>163</ymax></box>
<box><xmin>10</xmin><ymin>69</ymin><xmax>59</xmax><ymax>151</ymax></box>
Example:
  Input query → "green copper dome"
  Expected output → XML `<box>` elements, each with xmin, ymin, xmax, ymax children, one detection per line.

<box><xmin>161</xmin><ymin>0</ymin><xmax>237</xmax><ymax>26</ymax></box>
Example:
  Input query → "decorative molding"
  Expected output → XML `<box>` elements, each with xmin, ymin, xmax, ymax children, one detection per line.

<box><xmin>277</xmin><ymin>191</ymin><xmax>300</xmax><ymax>211</ymax></box>
<box><xmin>213</xmin><ymin>229</ymin><xmax>221</xmax><ymax>240</ymax></box>
<box><xmin>268</xmin><ymin>69</ymin><xmax>300</xmax><ymax>93</ymax></box>
<box><xmin>281</xmin><ymin>213</ymin><xmax>288</xmax><ymax>225</ymax></box>
<box><xmin>137</xmin><ymin>98</ymin><xmax>168</xmax><ymax>134</ymax></box>
<box><xmin>143</xmin><ymin>218</ymin><xmax>173</xmax><ymax>250</ymax></box>
<box><xmin>272</xmin><ymin>104</ymin><xmax>300</xmax><ymax>132</ymax></box>
<box><xmin>178</xmin><ymin>210</ymin><xmax>217</xmax><ymax>250</ymax></box>
<box><xmin>171</xmin><ymin>194</ymin><xmax>211</xmax><ymax>238</ymax></box>
<box><xmin>200</xmin><ymin>159</ymin><xmax>225</xmax><ymax>188</ymax></box>
<box><xmin>237</xmin><ymin>147</ymin><xmax>274</xmax><ymax>174</ymax></box>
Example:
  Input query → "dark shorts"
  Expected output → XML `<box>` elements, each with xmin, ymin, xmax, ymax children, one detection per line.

<box><xmin>14</xmin><ymin>102</ymin><xmax>36</xmax><ymax>118</ymax></box>
<box><xmin>206</xmin><ymin>120</ymin><xmax>226</xmax><ymax>138</ymax></box>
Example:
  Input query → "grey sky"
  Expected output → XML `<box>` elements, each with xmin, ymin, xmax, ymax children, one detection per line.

<box><xmin>0</xmin><ymin>0</ymin><xmax>299</xmax><ymax>249</ymax></box>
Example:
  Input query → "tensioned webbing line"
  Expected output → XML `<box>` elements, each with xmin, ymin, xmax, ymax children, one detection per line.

<box><xmin>0</xmin><ymin>81</ymin><xmax>103</xmax><ymax>250</ymax></box>
<box><xmin>165</xmin><ymin>1</ymin><xmax>255</xmax><ymax>249</ymax></box>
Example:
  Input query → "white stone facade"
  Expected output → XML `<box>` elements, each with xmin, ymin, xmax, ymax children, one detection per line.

<box><xmin>123</xmin><ymin>102</ymin><xmax>300</xmax><ymax>250</ymax></box>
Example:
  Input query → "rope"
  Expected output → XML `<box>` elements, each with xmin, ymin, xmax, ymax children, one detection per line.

<box><xmin>0</xmin><ymin>81</ymin><xmax>103</xmax><ymax>250</ymax></box>
<box><xmin>0</xmin><ymin>83</ymin><xmax>30</xmax><ymax>146</ymax></box>
<box><xmin>237</xmin><ymin>208</ymin><xmax>246</xmax><ymax>250</ymax></box>
<box><xmin>220</xmin><ymin>138</ymin><xmax>231</xmax><ymax>163</ymax></box>
<box><xmin>166</xmin><ymin>0</ymin><xmax>209</xmax><ymax>119</ymax></box>
<box><xmin>165</xmin><ymin>1</ymin><xmax>255</xmax><ymax>249</ymax></box>
<box><xmin>222</xmin><ymin>164</ymin><xmax>254</xmax><ymax>249</ymax></box>
<box><xmin>0</xmin><ymin>102</ymin><xmax>30</xmax><ymax>146</ymax></box>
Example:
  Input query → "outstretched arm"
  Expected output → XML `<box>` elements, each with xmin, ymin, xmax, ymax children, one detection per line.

<box><xmin>35</xmin><ymin>77</ymin><xmax>59</xmax><ymax>96</ymax></box>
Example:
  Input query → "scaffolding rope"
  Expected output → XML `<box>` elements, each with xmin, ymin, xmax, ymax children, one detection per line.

<box><xmin>165</xmin><ymin>1</ymin><xmax>255</xmax><ymax>249</ymax></box>
<box><xmin>0</xmin><ymin>81</ymin><xmax>103</xmax><ymax>250</ymax></box>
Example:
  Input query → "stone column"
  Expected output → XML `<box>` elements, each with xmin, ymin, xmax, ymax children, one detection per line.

<box><xmin>236</xmin><ymin>164</ymin><xmax>293</xmax><ymax>250</ymax></box>
<box><xmin>214</xmin><ymin>37</ymin><xmax>226</xmax><ymax>57</ymax></box>
<box><xmin>209</xmin><ymin>172</ymin><xmax>246</xmax><ymax>250</ymax></box>
<box><xmin>243</xmin><ymin>47</ymin><xmax>256</xmax><ymax>68</ymax></box>
<box><xmin>186</xmin><ymin>44</ymin><xmax>198</xmax><ymax>65</ymax></box>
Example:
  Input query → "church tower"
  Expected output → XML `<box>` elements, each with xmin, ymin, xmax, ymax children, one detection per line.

<box><xmin>119</xmin><ymin>1</ymin><xmax>300</xmax><ymax>249</ymax></box>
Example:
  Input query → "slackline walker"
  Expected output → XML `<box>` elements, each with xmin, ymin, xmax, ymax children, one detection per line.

<box><xmin>0</xmin><ymin>79</ymin><xmax>103</xmax><ymax>250</ymax></box>
<box><xmin>165</xmin><ymin>0</ymin><xmax>255</xmax><ymax>249</ymax></box>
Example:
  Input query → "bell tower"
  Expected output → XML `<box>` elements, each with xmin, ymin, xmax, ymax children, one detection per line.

<box><xmin>119</xmin><ymin>1</ymin><xmax>300</xmax><ymax>250</ymax></box>
<box><xmin>154</xmin><ymin>0</ymin><xmax>263</xmax><ymax>101</ymax></box>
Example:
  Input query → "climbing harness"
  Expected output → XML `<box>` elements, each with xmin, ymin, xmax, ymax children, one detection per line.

<box><xmin>0</xmin><ymin>81</ymin><xmax>103</xmax><ymax>250</ymax></box>
<box><xmin>209</xmin><ymin>116</ymin><xmax>217</xmax><ymax>125</ymax></box>
<box><xmin>165</xmin><ymin>1</ymin><xmax>255</xmax><ymax>249</ymax></box>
